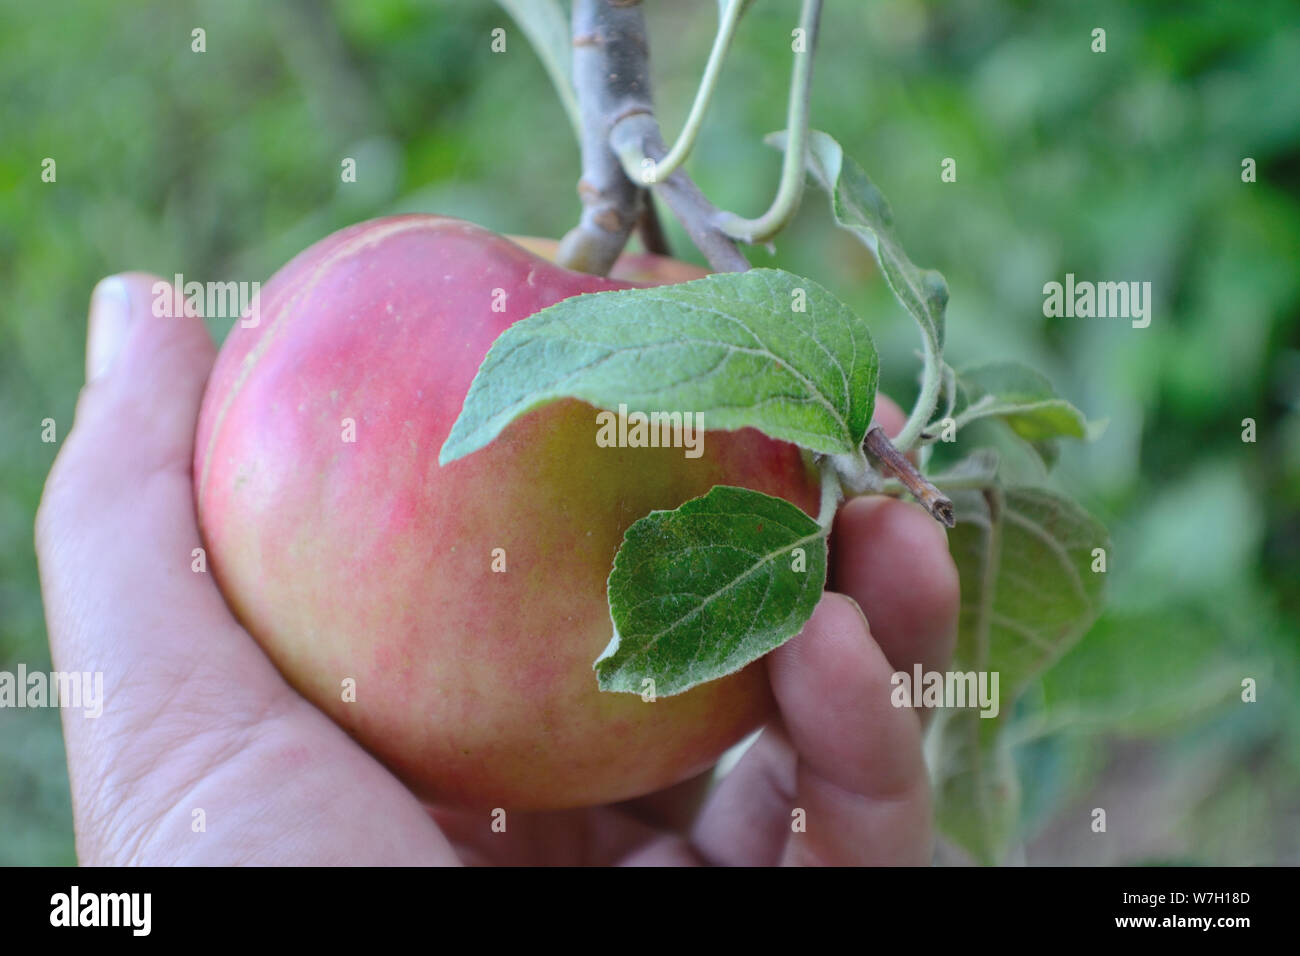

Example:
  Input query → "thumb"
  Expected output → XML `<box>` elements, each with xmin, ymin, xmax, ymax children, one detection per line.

<box><xmin>78</xmin><ymin>272</ymin><xmax>214</xmax><ymax>468</ymax></box>
<box><xmin>36</xmin><ymin>272</ymin><xmax>224</xmax><ymax>675</ymax></box>
<box><xmin>36</xmin><ymin>276</ymin><xmax>464</xmax><ymax>865</ymax></box>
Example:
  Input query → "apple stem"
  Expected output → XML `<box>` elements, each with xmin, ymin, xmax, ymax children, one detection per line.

<box><xmin>637</xmin><ymin>194</ymin><xmax>672</xmax><ymax>257</ymax></box>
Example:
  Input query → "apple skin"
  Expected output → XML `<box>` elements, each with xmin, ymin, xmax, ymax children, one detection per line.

<box><xmin>194</xmin><ymin>214</ymin><xmax>821</xmax><ymax>810</ymax></box>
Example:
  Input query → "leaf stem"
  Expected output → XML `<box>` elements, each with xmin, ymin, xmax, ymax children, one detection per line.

<box><xmin>714</xmin><ymin>0</ymin><xmax>823</xmax><ymax>244</ymax></box>
<box><xmin>817</xmin><ymin>458</ymin><xmax>844</xmax><ymax>532</ymax></box>
<box><xmin>828</xmin><ymin>446</ymin><xmax>882</xmax><ymax>496</ymax></box>
<box><xmin>616</xmin><ymin>0</ymin><xmax>746</xmax><ymax>186</ymax></box>
<box><xmin>918</xmin><ymin>393</ymin><xmax>989</xmax><ymax>446</ymax></box>
<box><xmin>934</xmin><ymin>361</ymin><xmax>958</xmax><ymax>427</ymax></box>
<box><xmin>894</xmin><ymin>333</ymin><xmax>944</xmax><ymax>452</ymax></box>
<box><xmin>939</xmin><ymin>394</ymin><xmax>996</xmax><ymax>435</ymax></box>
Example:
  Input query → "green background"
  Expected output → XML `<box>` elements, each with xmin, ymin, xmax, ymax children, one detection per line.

<box><xmin>1</xmin><ymin>0</ymin><xmax>1297</xmax><ymax>864</ymax></box>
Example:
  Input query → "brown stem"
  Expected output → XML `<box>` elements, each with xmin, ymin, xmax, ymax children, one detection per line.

<box><xmin>865</xmin><ymin>426</ymin><xmax>955</xmax><ymax>528</ymax></box>
<box><xmin>637</xmin><ymin>193</ymin><xmax>671</xmax><ymax>256</ymax></box>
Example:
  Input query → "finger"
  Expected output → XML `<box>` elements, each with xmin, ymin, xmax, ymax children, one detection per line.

<box><xmin>614</xmin><ymin>769</ymin><xmax>714</xmax><ymax>834</ymax></box>
<box><xmin>684</xmin><ymin>724</ymin><xmax>798</xmax><ymax>866</ymax></box>
<box><xmin>830</xmin><ymin>496</ymin><xmax>960</xmax><ymax>681</ymax></box>
<box><xmin>771</xmin><ymin>593</ymin><xmax>932</xmax><ymax>865</ymax></box>
<box><xmin>431</xmin><ymin>805</ymin><xmax>679</xmax><ymax>867</ymax></box>
<box><xmin>37</xmin><ymin>275</ymin><xmax>454</xmax><ymax>864</ymax></box>
<box><xmin>691</xmin><ymin>594</ymin><xmax>932</xmax><ymax>865</ymax></box>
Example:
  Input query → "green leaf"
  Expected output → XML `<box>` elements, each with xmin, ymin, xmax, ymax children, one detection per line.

<box><xmin>440</xmin><ymin>269</ymin><xmax>878</xmax><ymax>463</ymax></box>
<box><xmin>931</xmin><ymin>448</ymin><xmax>1000</xmax><ymax>487</ymax></box>
<box><xmin>1031</xmin><ymin>439</ymin><xmax>1061</xmax><ymax>472</ymax></box>
<box><xmin>929</xmin><ymin>418</ymin><xmax>1054</xmax><ymax>485</ymax></box>
<box><xmin>953</xmin><ymin>361</ymin><xmax>1102</xmax><ymax>444</ymax></box>
<box><xmin>1019</xmin><ymin>606</ymin><xmax>1270</xmax><ymax>739</ymax></box>
<box><xmin>494</xmin><ymin>0</ymin><xmax>581</xmax><ymax>141</ymax></box>
<box><xmin>932</xmin><ymin>709</ymin><xmax>1020</xmax><ymax>866</ymax></box>
<box><xmin>770</xmin><ymin>128</ymin><xmax>949</xmax><ymax>353</ymax></box>
<box><xmin>935</xmin><ymin>485</ymin><xmax>1108</xmax><ymax>863</ymax></box>
<box><xmin>596</xmin><ymin>485</ymin><xmax>827</xmax><ymax>697</ymax></box>
<box><xmin>947</xmin><ymin>486</ymin><xmax>1109</xmax><ymax>696</ymax></box>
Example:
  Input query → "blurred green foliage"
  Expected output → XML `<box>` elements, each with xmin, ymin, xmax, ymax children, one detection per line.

<box><xmin>1</xmin><ymin>0</ymin><xmax>1296</xmax><ymax>864</ymax></box>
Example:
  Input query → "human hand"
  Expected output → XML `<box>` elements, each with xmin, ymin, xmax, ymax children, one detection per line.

<box><xmin>36</xmin><ymin>273</ymin><xmax>957</xmax><ymax>865</ymax></box>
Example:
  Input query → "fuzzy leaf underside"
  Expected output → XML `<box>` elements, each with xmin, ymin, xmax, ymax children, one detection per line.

<box><xmin>771</xmin><ymin>129</ymin><xmax>949</xmax><ymax>354</ymax></box>
<box><xmin>947</xmin><ymin>486</ymin><xmax>1109</xmax><ymax>695</ymax></box>
<box><xmin>936</xmin><ymin>485</ymin><xmax>1109</xmax><ymax>863</ymax></box>
<box><xmin>954</xmin><ymin>361</ymin><xmax>1101</xmax><ymax>444</ymax></box>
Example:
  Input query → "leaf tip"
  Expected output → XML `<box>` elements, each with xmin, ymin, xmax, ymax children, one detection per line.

<box><xmin>436</xmin><ymin>438</ymin><xmax>461</xmax><ymax>467</ymax></box>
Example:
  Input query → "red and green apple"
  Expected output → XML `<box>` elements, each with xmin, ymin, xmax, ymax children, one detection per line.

<box><xmin>194</xmin><ymin>215</ymin><xmax>821</xmax><ymax>809</ymax></box>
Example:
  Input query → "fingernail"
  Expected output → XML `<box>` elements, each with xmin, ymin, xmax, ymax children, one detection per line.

<box><xmin>835</xmin><ymin>592</ymin><xmax>872</xmax><ymax>633</ymax></box>
<box><xmin>87</xmin><ymin>276</ymin><xmax>132</xmax><ymax>382</ymax></box>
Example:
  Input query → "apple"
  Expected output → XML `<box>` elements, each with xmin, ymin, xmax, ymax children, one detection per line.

<box><xmin>194</xmin><ymin>215</ymin><xmax>822</xmax><ymax>810</ymax></box>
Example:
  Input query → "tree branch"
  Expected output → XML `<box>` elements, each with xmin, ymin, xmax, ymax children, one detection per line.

<box><xmin>556</xmin><ymin>0</ymin><xmax>652</xmax><ymax>275</ymax></box>
<box><xmin>611</xmin><ymin>113</ymin><xmax>750</xmax><ymax>273</ymax></box>
<box><xmin>558</xmin><ymin>0</ymin><xmax>750</xmax><ymax>275</ymax></box>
